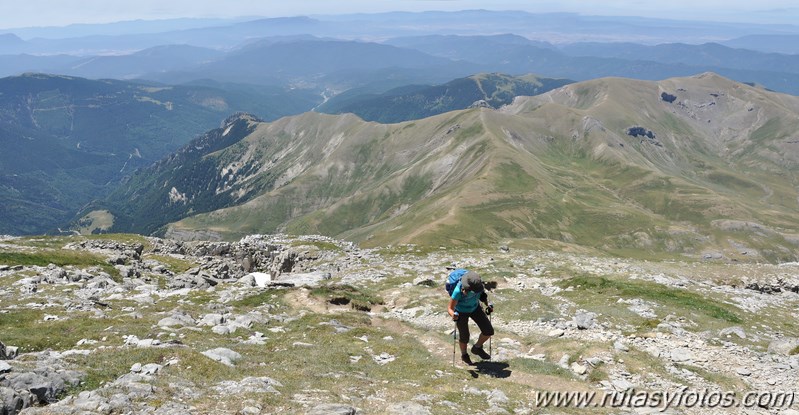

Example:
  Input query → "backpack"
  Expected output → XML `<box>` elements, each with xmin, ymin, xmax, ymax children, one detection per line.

<box><xmin>445</xmin><ymin>268</ymin><xmax>469</xmax><ymax>296</ymax></box>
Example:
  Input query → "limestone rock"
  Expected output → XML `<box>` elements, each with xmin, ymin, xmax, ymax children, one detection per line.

<box><xmin>240</xmin><ymin>272</ymin><xmax>272</xmax><ymax>288</ymax></box>
<box><xmin>670</xmin><ymin>348</ymin><xmax>694</xmax><ymax>363</ymax></box>
<box><xmin>198</xmin><ymin>313</ymin><xmax>226</xmax><ymax>327</ymax></box>
<box><xmin>202</xmin><ymin>348</ymin><xmax>242</xmax><ymax>366</ymax></box>
<box><xmin>0</xmin><ymin>386</ymin><xmax>32</xmax><ymax>415</ymax></box>
<box><xmin>719</xmin><ymin>326</ymin><xmax>746</xmax><ymax>339</ymax></box>
<box><xmin>1</xmin><ymin>340</ymin><xmax>16</xmax><ymax>360</ymax></box>
<box><xmin>373</xmin><ymin>352</ymin><xmax>396</xmax><ymax>365</ymax></box>
<box><xmin>488</xmin><ymin>389</ymin><xmax>509</xmax><ymax>407</ymax></box>
<box><xmin>768</xmin><ymin>337</ymin><xmax>799</xmax><ymax>355</ymax></box>
<box><xmin>574</xmin><ymin>312</ymin><xmax>596</xmax><ymax>330</ymax></box>
<box><xmin>387</xmin><ymin>401</ymin><xmax>431</xmax><ymax>415</ymax></box>
<box><xmin>571</xmin><ymin>362</ymin><xmax>588</xmax><ymax>375</ymax></box>
<box><xmin>614</xmin><ymin>340</ymin><xmax>630</xmax><ymax>352</ymax></box>
<box><xmin>215</xmin><ymin>376</ymin><xmax>282</xmax><ymax>395</ymax></box>
<box><xmin>157</xmin><ymin>311</ymin><xmax>196</xmax><ymax>328</ymax></box>
<box><xmin>307</xmin><ymin>403</ymin><xmax>358</xmax><ymax>415</ymax></box>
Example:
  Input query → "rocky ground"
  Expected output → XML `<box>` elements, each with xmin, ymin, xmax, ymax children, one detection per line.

<box><xmin>1</xmin><ymin>234</ymin><xmax>798</xmax><ymax>414</ymax></box>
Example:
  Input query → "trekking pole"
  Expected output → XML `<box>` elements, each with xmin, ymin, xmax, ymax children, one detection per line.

<box><xmin>452</xmin><ymin>323</ymin><xmax>458</xmax><ymax>366</ymax></box>
<box><xmin>452</xmin><ymin>314</ymin><xmax>458</xmax><ymax>366</ymax></box>
<box><xmin>489</xmin><ymin>312</ymin><xmax>492</xmax><ymax>360</ymax></box>
<box><xmin>488</xmin><ymin>303</ymin><xmax>493</xmax><ymax>360</ymax></box>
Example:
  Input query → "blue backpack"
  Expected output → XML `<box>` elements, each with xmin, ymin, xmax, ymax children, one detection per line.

<box><xmin>445</xmin><ymin>269</ymin><xmax>469</xmax><ymax>296</ymax></box>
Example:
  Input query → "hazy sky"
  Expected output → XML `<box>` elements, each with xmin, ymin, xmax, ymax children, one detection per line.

<box><xmin>2</xmin><ymin>0</ymin><xmax>798</xmax><ymax>29</ymax></box>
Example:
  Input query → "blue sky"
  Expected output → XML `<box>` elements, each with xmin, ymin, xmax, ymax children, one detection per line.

<box><xmin>2</xmin><ymin>0</ymin><xmax>798</xmax><ymax>29</ymax></box>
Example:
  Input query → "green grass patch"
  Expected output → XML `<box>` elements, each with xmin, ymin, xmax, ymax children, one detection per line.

<box><xmin>494</xmin><ymin>162</ymin><xmax>539</xmax><ymax>193</ymax></box>
<box><xmin>510</xmin><ymin>357</ymin><xmax>575</xmax><ymax>379</ymax></box>
<box><xmin>0</xmin><ymin>249</ymin><xmax>119</xmax><ymax>278</ymax></box>
<box><xmin>456</xmin><ymin>122</ymin><xmax>484</xmax><ymax>140</ymax></box>
<box><xmin>230</xmin><ymin>290</ymin><xmax>287</xmax><ymax>309</ymax></box>
<box><xmin>66</xmin><ymin>347</ymin><xmax>239</xmax><ymax>393</ymax></box>
<box><xmin>186</xmin><ymin>290</ymin><xmax>217</xmax><ymax>306</ymax></box>
<box><xmin>493</xmin><ymin>288</ymin><xmax>562</xmax><ymax>322</ymax></box>
<box><xmin>674</xmin><ymin>363</ymin><xmax>745</xmax><ymax>391</ymax></box>
<box><xmin>374</xmin><ymin>244</ymin><xmax>443</xmax><ymax>257</ymax></box>
<box><xmin>587</xmin><ymin>362</ymin><xmax>607</xmax><ymax>383</ymax></box>
<box><xmin>557</xmin><ymin>275</ymin><xmax>742</xmax><ymax>323</ymax></box>
<box><xmin>0</xmin><ymin>309</ymin><xmax>152</xmax><ymax>353</ymax></box>
<box><xmin>623</xmin><ymin>348</ymin><xmax>681</xmax><ymax>385</ymax></box>
<box><xmin>144</xmin><ymin>254</ymin><xmax>196</xmax><ymax>274</ymax></box>
<box><xmin>307</xmin><ymin>174</ymin><xmax>433</xmax><ymax>236</ymax></box>
<box><xmin>85</xmin><ymin>233</ymin><xmax>150</xmax><ymax>246</ymax></box>
<box><xmin>749</xmin><ymin>118</ymin><xmax>784</xmax><ymax>144</ymax></box>
<box><xmin>310</xmin><ymin>284</ymin><xmax>384</xmax><ymax>311</ymax></box>
<box><xmin>638</xmin><ymin>318</ymin><xmax>661</xmax><ymax>332</ymax></box>
<box><xmin>790</xmin><ymin>346</ymin><xmax>799</xmax><ymax>356</ymax></box>
<box><xmin>289</xmin><ymin>240</ymin><xmax>341</xmax><ymax>251</ymax></box>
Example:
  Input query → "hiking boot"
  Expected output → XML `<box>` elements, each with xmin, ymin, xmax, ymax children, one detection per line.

<box><xmin>471</xmin><ymin>345</ymin><xmax>491</xmax><ymax>360</ymax></box>
<box><xmin>461</xmin><ymin>353</ymin><xmax>474</xmax><ymax>365</ymax></box>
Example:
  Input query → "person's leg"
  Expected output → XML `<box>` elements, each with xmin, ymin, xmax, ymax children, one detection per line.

<box><xmin>456</xmin><ymin>314</ymin><xmax>470</xmax><ymax>354</ymax></box>
<box><xmin>456</xmin><ymin>313</ymin><xmax>474</xmax><ymax>364</ymax></box>
<box><xmin>470</xmin><ymin>307</ymin><xmax>494</xmax><ymax>358</ymax></box>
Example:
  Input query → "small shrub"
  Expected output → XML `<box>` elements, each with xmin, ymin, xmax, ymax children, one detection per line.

<box><xmin>661</xmin><ymin>92</ymin><xmax>677</xmax><ymax>103</ymax></box>
<box><xmin>639</xmin><ymin>319</ymin><xmax>661</xmax><ymax>331</ymax></box>
<box><xmin>587</xmin><ymin>362</ymin><xmax>607</xmax><ymax>383</ymax></box>
<box><xmin>310</xmin><ymin>284</ymin><xmax>384</xmax><ymax>312</ymax></box>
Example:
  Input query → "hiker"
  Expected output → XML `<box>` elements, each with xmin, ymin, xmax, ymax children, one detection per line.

<box><xmin>447</xmin><ymin>270</ymin><xmax>494</xmax><ymax>365</ymax></box>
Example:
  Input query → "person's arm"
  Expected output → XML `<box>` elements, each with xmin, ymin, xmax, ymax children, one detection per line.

<box><xmin>448</xmin><ymin>298</ymin><xmax>458</xmax><ymax>320</ymax></box>
<box><xmin>480</xmin><ymin>291</ymin><xmax>489</xmax><ymax>305</ymax></box>
<box><xmin>480</xmin><ymin>290</ymin><xmax>494</xmax><ymax>315</ymax></box>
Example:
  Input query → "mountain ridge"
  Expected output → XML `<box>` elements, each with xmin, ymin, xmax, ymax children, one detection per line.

<box><xmin>316</xmin><ymin>72</ymin><xmax>574</xmax><ymax>123</ymax></box>
<box><xmin>85</xmin><ymin>72</ymin><xmax>799</xmax><ymax>262</ymax></box>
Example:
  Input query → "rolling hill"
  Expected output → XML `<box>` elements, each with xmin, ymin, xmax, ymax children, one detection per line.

<box><xmin>316</xmin><ymin>73</ymin><xmax>573</xmax><ymax>123</ymax></box>
<box><xmin>87</xmin><ymin>73</ymin><xmax>799</xmax><ymax>262</ymax></box>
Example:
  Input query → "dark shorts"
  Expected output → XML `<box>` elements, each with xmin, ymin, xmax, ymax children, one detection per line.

<box><xmin>456</xmin><ymin>306</ymin><xmax>494</xmax><ymax>343</ymax></box>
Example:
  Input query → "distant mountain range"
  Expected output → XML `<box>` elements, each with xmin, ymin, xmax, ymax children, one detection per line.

<box><xmin>1</xmin><ymin>10</ymin><xmax>799</xmax><ymax>96</ymax></box>
<box><xmin>6</xmin><ymin>34</ymin><xmax>799</xmax><ymax>98</ymax></box>
<box><xmin>3</xmin><ymin>11</ymin><xmax>798</xmax><ymax>54</ymax></box>
<box><xmin>147</xmin><ymin>39</ymin><xmax>470</xmax><ymax>88</ymax></box>
<box><xmin>0</xmin><ymin>74</ymin><xmax>321</xmax><ymax>234</ymax></box>
<box><xmin>387</xmin><ymin>34</ymin><xmax>799</xmax><ymax>95</ymax></box>
<box><xmin>80</xmin><ymin>73</ymin><xmax>799</xmax><ymax>262</ymax></box>
<box><xmin>722</xmin><ymin>34</ymin><xmax>799</xmax><ymax>54</ymax></box>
